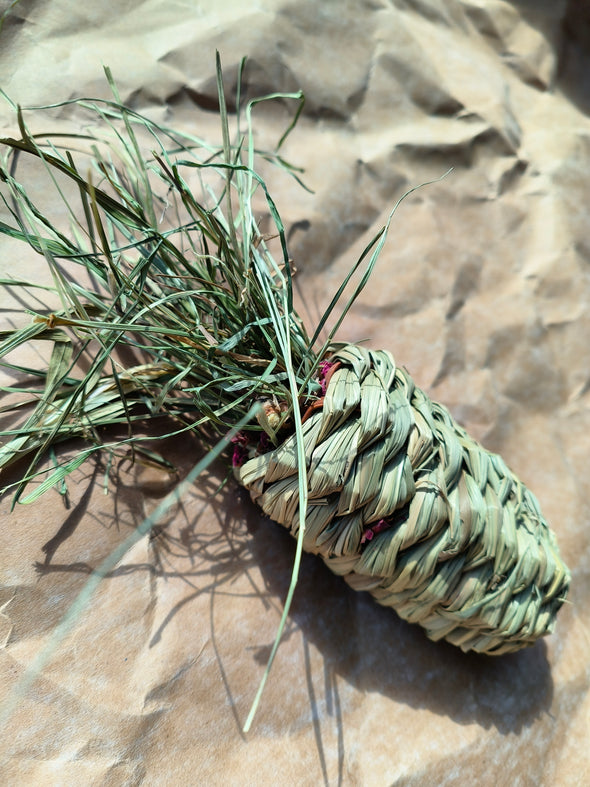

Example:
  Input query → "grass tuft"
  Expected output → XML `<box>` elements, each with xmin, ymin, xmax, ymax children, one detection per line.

<box><xmin>0</xmin><ymin>57</ymin><xmax>432</xmax><ymax>730</ymax></box>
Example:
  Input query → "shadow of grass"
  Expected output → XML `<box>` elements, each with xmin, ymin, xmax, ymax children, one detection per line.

<box><xmin>13</xmin><ymin>429</ymin><xmax>554</xmax><ymax>741</ymax></box>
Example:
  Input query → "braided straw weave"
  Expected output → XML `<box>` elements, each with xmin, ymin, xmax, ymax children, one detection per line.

<box><xmin>236</xmin><ymin>345</ymin><xmax>570</xmax><ymax>654</ymax></box>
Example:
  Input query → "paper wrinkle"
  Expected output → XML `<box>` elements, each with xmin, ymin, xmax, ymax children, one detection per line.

<box><xmin>1</xmin><ymin>1</ymin><xmax>589</xmax><ymax>784</ymax></box>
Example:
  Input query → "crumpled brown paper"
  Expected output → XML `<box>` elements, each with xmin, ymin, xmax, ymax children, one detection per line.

<box><xmin>1</xmin><ymin>1</ymin><xmax>589</xmax><ymax>784</ymax></box>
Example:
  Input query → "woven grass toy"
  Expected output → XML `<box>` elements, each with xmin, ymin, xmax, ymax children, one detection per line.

<box><xmin>0</xmin><ymin>59</ymin><xmax>570</xmax><ymax>725</ymax></box>
<box><xmin>236</xmin><ymin>343</ymin><xmax>569</xmax><ymax>656</ymax></box>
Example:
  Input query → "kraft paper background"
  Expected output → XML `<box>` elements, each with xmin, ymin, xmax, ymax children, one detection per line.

<box><xmin>1</xmin><ymin>1</ymin><xmax>589</xmax><ymax>784</ymax></box>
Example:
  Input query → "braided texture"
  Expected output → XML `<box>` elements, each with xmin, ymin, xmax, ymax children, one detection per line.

<box><xmin>236</xmin><ymin>345</ymin><xmax>570</xmax><ymax>654</ymax></box>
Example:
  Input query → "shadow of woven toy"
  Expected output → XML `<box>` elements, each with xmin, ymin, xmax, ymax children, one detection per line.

<box><xmin>233</xmin><ymin>482</ymin><xmax>553</xmax><ymax>736</ymax></box>
<box><xmin>16</xmin><ymin>428</ymin><xmax>553</xmax><ymax>737</ymax></box>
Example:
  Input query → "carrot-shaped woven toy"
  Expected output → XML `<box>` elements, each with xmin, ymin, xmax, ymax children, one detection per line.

<box><xmin>236</xmin><ymin>343</ymin><xmax>569</xmax><ymax>655</ymax></box>
<box><xmin>0</xmin><ymin>57</ymin><xmax>569</xmax><ymax>687</ymax></box>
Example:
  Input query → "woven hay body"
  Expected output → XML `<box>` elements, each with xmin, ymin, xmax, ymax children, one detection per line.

<box><xmin>237</xmin><ymin>345</ymin><xmax>570</xmax><ymax>654</ymax></box>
